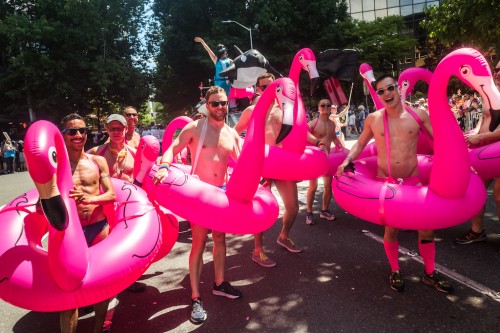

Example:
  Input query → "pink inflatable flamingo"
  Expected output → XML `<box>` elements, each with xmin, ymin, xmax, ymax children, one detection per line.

<box><xmin>359</xmin><ymin>63</ymin><xmax>384</xmax><ymax>110</ymax></box>
<box><xmin>332</xmin><ymin>48</ymin><xmax>488</xmax><ymax>230</ymax></box>
<box><xmin>398</xmin><ymin>67</ymin><xmax>433</xmax><ymax>102</ymax></box>
<box><xmin>0</xmin><ymin>121</ymin><xmax>171</xmax><ymax>311</ymax></box>
<box><xmin>280</xmin><ymin>48</ymin><xmax>320</xmax><ymax>152</ymax></box>
<box><xmin>140</xmin><ymin>79</ymin><xmax>298</xmax><ymax>234</ymax></box>
<box><xmin>243</xmin><ymin>48</ymin><xmax>328</xmax><ymax>180</ymax></box>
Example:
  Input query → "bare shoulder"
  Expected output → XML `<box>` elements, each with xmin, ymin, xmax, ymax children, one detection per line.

<box><xmin>86</xmin><ymin>145</ymin><xmax>101</xmax><ymax>155</ymax></box>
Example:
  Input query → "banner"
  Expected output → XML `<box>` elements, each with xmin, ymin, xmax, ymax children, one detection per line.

<box><xmin>323</xmin><ymin>77</ymin><xmax>347</xmax><ymax>107</ymax></box>
<box><xmin>317</xmin><ymin>49</ymin><xmax>359</xmax><ymax>82</ymax></box>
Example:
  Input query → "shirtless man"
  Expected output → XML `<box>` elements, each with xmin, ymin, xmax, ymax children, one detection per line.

<box><xmin>123</xmin><ymin>106</ymin><xmax>141</xmax><ymax>149</ymax></box>
<box><xmin>153</xmin><ymin>86</ymin><xmax>242</xmax><ymax>324</ymax></box>
<box><xmin>336</xmin><ymin>75</ymin><xmax>453</xmax><ymax>294</ymax></box>
<box><xmin>235</xmin><ymin>73</ymin><xmax>323</xmax><ymax>268</ymax></box>
<box><xmin>305</xmin><ymin>99</ymin><xmax>344</xmax><ymax>225</ymax></box>
<box><xmin>59</xmin><ymin>113</ymin><xmax>116</xmax><ymax>333</ymax></box>
<box><xmin>87</xmin><ymin>114</ymin><xmax>136</xmax><ymax>182</ymax></box>
<box><xmin>455</xmin><ymin>60</ymin><xmax>500</xmax><ymax>245</ymax></box>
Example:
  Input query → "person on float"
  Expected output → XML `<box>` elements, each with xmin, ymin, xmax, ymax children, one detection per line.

<box><xmin>235</xmin><ymin>72</ymin><xmax>327</xmax><ymax>268</ymax></box>
<box><xmin>194</xmin><ymin>36</ymin><xmax>232</xmax><ymax>97</ymax></box>
<box><xmin>122</xmin><ymin>106</ymin><xmax>141</xmax><ymax>149</ymax></box>
<box><xmin>153</xmin><ymin>86</ymin><xmax>242</xmax><ymax>324</ymax></box>
<box><xmin>336</xmin><ymin>74</ymin><xmax>453</xmax><ymax>294</ymax></box>
<box><xmin>456</xmin><ymin>60</ymin><xmax>500</xmax><ymax>246</ymax></box>
<box><xmin>59</xmin><ymin>113</ymin><xmax>116</xmax><ymax>333</ymax></box>
<box><xmin>305</xmin><ymin>99</ymin><xmax>344</xmax><ymax>225</ymax></box>
<box><xmin>87</xmin><ymin>114</ymin><xmax>137</xmax><ymax>183</ymax></box>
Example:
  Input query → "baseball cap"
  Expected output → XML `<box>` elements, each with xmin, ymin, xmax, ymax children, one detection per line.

<box><xmin>106</xmin><ymin>114</ymin><xmax>127</xmax><ymax>126</ymax></box>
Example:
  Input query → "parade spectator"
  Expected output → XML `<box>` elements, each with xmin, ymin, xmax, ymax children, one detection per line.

<box><xmin>153</xmin><ymin>86</ymin><xmax>242</xmax><ymax>324</ymax></box>
<box><xmin>123</xmin><ymin>106</ymin><xmax>141</xmax><ymax>149</ymax></box>
<box><xmin>337</xmin><ymin>75</ymin><xmax>453</xmax><ymax>294</ymax></box>
<box><xmin>59</xmin><ymin>113</ymin><xmax>116</xmax><ymax>333</ymax></box>
<box><xmin>305</xmin><ymin>99</ymin><xmax>344</xmax><ymax>225</ymax></box>
<box><xmin>347</xmin><ymin>111</ymin><xmax>359</xmax><ymax>137</ymax></box>
<box><xmin>3</xmin><ymin>140</ymin><xmax>16</xmax><ymax>174</ymax></box>
<box><xmin>357</xmin><ymin>105</ymin><xmax>366</xmax><ymax>133</ymax></box>
<box><xmin>456</xmin><ymin>60</ymin><xmax>500</xmax><ymax>247</ymax></box>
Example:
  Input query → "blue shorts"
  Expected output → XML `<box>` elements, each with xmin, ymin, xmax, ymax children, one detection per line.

<box><xmin>82</xmin><ymin>219</ymin><xmax>109</xmax><ymax>247</ymax></box>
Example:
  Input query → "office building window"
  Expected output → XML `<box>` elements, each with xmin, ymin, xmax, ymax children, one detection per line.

<box><xmin>364</xmin><ymin>10</ymin><xmax>376</xmax><ymax>21</ymax></box>
<box><xmin>400</xmin><ymin>5</ymin><xmax>413</xmax><ymax>16</ymax></box>
<box><xmin>350</xmin><ymin>0</ymin><xmax>362</xmax><ymax>12</ymax></box>
<box><xmin>375</xmin><ymin>9</ymin><xmax>388</xmax><ymax>19</ymax></box>
<box><xmin>363</xmin><ymin>0</ymin><xmax>374</xmax><ymax>11</ymax></box>
<box><xmin>375</xmin><ymin>0</ymin><xmax>387</xmax><ymax>10</ymax></box>
<box><xmin>387</xmin><ymin>0</ymin><xmax>400</xmax><ymax>7</ymax></box>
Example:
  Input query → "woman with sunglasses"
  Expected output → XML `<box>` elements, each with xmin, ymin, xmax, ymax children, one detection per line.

<box><xmin>194</xmin><ymin>37</ymin><xmax>233</xmax><ymax>97</ymax></box>
<box><xmin>336</xmin><ymin>74</ymin><xmax>454</xmax><ymax>294</ymax></box>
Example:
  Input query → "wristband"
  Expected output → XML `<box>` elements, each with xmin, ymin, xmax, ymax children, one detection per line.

<box><xmin>315</xmin><ymin>140</ymin><xmax>321</xmax><ymax>147</ymax></box>
<box><xmin>158</xmin><ymin>163</ymin><xmax>170</xmax><ymax>171</ymax></box>
<box><xmin>345</xmin><ymin>156</ymin><xmax>353</xmax><ymax>162</ymax></box>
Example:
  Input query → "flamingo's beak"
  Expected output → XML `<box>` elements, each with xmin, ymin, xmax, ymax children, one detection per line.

<box><xmin>41</xmin><ymin>195</ymin><xmax>68</xmax><ymax>231</ymax></box>
<box><xmin>276</xmin><ymin>124</ymin><xmax>293</xmax><ymax>144</ymax></box>
<box><xmin>310</xmin><ymin>77</ymin><xmax>319</xmax><ymax>97</ymax></box>
<box><xmin>489</xmin><ymin>108</ymin><xmax>500</xmax><ymax>132</ymax></box>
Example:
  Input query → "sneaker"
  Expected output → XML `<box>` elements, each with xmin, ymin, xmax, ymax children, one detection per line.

<box><xmin>212</xmin><ymin>281</ymin><xmax>242</xmax><ymax>299</ymax></box>
<box><xmin>320</xmin><ymin>209</ymin><xmax>336</xmax><ymax>221</ymax></box>
<box><xmin>252</xmin><ymin>251</ymin><xmax>277</xmax><ymax>268</ymax></box>
<box><xmin>422</xmin><ymin>271</ymin><xmax>454</xmax><ymax>293</ymax></box>
<box><xmin>305</xmin><ymin>212</ymin><xmax>314</xmax><ymax>225</ymax></box>
<box><xmin>190</xmin><ymin>298</ymin><xmax>207</xmax><ymax>324</ymax></box>
<box><xmin>277</xmin><ymin>237</ymin><xmax>303</xmax><ymax>253</ymax></box>
<box><xmin>389</xmin><ymin>270</ymin><xmax>405</xmax><ymax>292</ymax></box>
<box><xmin>454</xmin><ymin>229</ymin><xmax>486</xmax><ymax>244</ymax></box>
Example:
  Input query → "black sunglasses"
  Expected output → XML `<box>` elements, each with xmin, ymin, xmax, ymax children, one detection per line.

<box><xmin>259</xmin><ymin>84</ymin><xmax>269</xmax><ymax>91</ymax></box>
<box><xmin>376</xmin><ymin>84</ymin><xmax>398</xmax><ymax>96</ymax></box>
<box><xmin>320</xmin><ymin>104</ymin><xmax>332</xmax><ymax>108</ymax></box>
<box><xmin>494</xmin><ymin>68</ymin><xmax>500</xmax><ymax>73</ymax></box>
<box><xmin>208</xmin><ymin>101</ymin><xmax>228</xmax><ymax>107</ymax></box>
<box><xmin>125</xmin><ymin>112</ymin><xmax>138</xmax><ymax>117</ymax></box>
<box><xmin>61</xmin><ymin>127</ymin><xmax>89</xmax><ymax>136</ymax></box>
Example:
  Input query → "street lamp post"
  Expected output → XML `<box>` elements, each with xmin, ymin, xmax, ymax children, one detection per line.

<box><xmin>222</xmin><ymin>20</ymin><xmax>257</xmax><ymax>50</ymax></box>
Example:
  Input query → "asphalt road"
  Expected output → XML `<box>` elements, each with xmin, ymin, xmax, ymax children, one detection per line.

<box><xmin>1</xmin><ymin>138</ymin><xmax>500</xmax><ymax>333</ymax></box>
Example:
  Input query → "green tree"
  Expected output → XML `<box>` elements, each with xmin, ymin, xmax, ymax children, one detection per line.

<box><xmin>0</xmin><ymin>0</ymin><xmax>151</xmax><ymax>123</ymax></box>
<box><xmin>422</xmin><ymin>0</ymin><xmax>500</xmax><ymax>56</ymax></box>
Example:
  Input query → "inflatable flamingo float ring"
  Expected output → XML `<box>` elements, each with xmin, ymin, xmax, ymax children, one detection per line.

<box><xmin>0</xmin><ymin>120</ymin><xmax>169</xmax><ymax>311</ymax></box>
<box><xmin>139</xmin><ymin>80</ymin><xmax>297</xmax><ymax>234</ymax></box>
<box><xmin>332</xmin><ymin>48</ymin><xmax>488</xmax><ymax>230</ymax></box>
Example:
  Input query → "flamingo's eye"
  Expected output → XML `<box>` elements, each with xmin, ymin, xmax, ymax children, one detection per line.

<box><xmin>48</xmin><ymin>146</ymin><xmax>57</xmax><ymax>168</ymax></box>
<box><xmin>460</xmin><ymin>65</ymin><xmax>471</xmax><ymax>77</ymax></box>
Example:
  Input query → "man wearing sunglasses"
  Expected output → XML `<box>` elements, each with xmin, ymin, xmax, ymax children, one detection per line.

<box><xmin>59</xmin><ymin>113</ymin><xmax>116</xmax><ymax>333</ymax></box>
<box><xmin>336</xmin><ymin>75</ymin><xmax>454</xmax><ymax>294</ymax></box>
<box><xmin>153</xmin><ymin>86</ymin><xmax>242</xmax><ymax>324</ymax></box>
<box><xmin>123</xmin><ymin>106</ymin><xmax>141</xmax><ymax>149</ymax></box>
<box><xmin>456</xmin><ymin>60</ymin><xmax>500</xmax><ymax>248</ymax></box>
<box><xmin>305</xmin><ymin>99</ymin><xmax>344</xmax><ymax>225</ymax></box>
<box><xmin>87</xmin><ymin>114</ymin><xmax>137</xmax><ymax>183</ymax></box>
